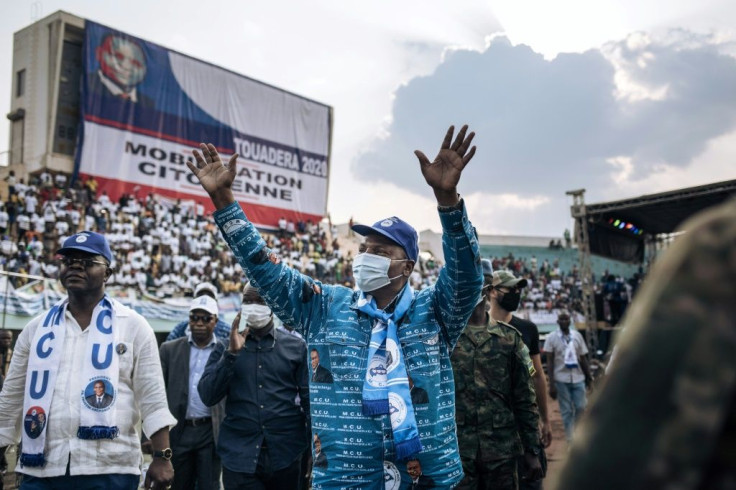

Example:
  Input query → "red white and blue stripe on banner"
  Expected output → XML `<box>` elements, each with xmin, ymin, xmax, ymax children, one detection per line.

<box><xmin>75</xmin><ymin>21</ymin><xmax>332</xmax><ymax>227</ymax></box>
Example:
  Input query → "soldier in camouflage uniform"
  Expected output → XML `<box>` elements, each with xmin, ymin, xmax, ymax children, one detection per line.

<box><xmin>551</xmin><ymin>197</ymin><xmax>736</xmax><ymax>490</ymax></box>
<box><xmin>452</xmin><ymin>261</ymin><xmax>543</xmax><ymax>489</ymax></box>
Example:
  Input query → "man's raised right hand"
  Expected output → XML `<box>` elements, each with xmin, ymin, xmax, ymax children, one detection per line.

<box><xmin>228</xmin><ymin>313</ymin><xmax>247</xmax><ymax>354</ymax></box>
<box><xmin>187</xmin><ymin>143</ymin><xmax>238</xmax><ymax>210</ymax></box>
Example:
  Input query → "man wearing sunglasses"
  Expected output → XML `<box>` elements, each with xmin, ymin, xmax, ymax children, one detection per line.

<box><xmin>165</xmin><ymin>282</ymin><xmax>232</xmax><ymax>343</ymax></box>
<box><xmin>160</xmin><ymin>296</ymin><xmax>224</xmax><ymax>490</ymax></box>
<box><xmin>0</xmin><ymin>231</ymin><xmax>176</xmax><ymax>490</ymax></box>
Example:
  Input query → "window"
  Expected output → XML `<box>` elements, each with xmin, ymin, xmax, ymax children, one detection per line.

<box><xmin>16</xmin><ymin>69</ymin><xmax>26</xmax><ymax>98</ymax></box>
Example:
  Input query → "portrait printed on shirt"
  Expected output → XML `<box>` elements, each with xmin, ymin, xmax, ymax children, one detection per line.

<box><xmin>82</xmin><ymin>377</ymin><xmax>116</xmax><ymax>411</ymax></box>
<box><xmin>313</xmin><ymin>433</ymin><xmax>328</xmax><ymax>468</ymax></box>
<box><xmin>310</xmin><ymin>348</ymin><xmax>334</xmax><ymax>384</ymax></box>
<box><xmin>23</xmin><ymin>406</ymin><xmax>47</xmax><ymax>439</ymax></box>
<box><xmin>406</xmin><ymin>457</ymin><xmax>436</xmax><ymax>488</ymax></box>
<box><xmin>408</xmin><ymin>374</ymin><xmax>429</xmax><ymax>406</ymax></box>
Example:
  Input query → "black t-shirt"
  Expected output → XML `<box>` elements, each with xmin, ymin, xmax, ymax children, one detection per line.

<box><xmin>509</xmin><ymin>316</ymin><xmax>540</xmax><ymax>356</ymax></box>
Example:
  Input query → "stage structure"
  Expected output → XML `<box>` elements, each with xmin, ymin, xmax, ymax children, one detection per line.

<box><xmin>567</xmin><ymin>179</ymin><xmax>736</xmax><ymax>355</ymax></box>
<box><xmin>5</xmin><ymin>11</ymin><xmax>333</xmax><ymax>228</ymax></box>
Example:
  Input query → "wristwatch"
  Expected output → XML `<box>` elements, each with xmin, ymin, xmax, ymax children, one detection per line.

<box><xmin>152</xmin><ymin>448</ymin><xmax>173</xmax><ymax>461</ymax></box>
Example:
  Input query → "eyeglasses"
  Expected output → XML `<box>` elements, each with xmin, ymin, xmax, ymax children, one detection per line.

<box><xmin>189</xmin><ymin>314</ymin><xmax>214</xmax><ymax>323</ymax></box>
<box><xmin>59</xmin><ymin>257</ymin><xmax>109</xmax><ymax>268</ymax></box>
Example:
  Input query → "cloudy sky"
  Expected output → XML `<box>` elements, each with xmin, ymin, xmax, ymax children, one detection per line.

<box><xmin>1</xmin><ymin>0</ymin><xmax>735</xmax><ymax>236</ymax></box>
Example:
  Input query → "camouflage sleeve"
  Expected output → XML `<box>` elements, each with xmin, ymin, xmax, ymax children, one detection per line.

<box><xmin>512</xmin><ymin>335</ymin><xmax>541</xmax><ymax>452</ymax></box>
<box><xmin>431</xmin><ymin>199</ymin><xmax>483</xmax><ymax>350</ymax></box>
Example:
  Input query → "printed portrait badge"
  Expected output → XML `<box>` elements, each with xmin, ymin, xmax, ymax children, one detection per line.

<box><xmin>115</xmin><ymin>343</ymin><xmax>127</xmax><ymax>355</ymax></box>
<box><xmin>383</xmin><ymin>461</ymin><xmax>401</xmax><ymax>490</ymax></box>
<box><xmin>385</xmin><ymin>338</ymin><xmax>400</xmax><ymax>373</ymax></box>
<box><xmin>23</xmin><ymin>406</ymin><xmax>47</xmax><ymax>439</ymax></box>
<box><xmin>82</xmin><ymin>377</ymin><xmax>116</xmax><ymax>411</ymax></box>
<box><xmin>367</xmin><ymin>356</ymin><xmax>388</xmax><ymax>388</ymax></box>
<box><xmin>388</xmin><ymin>392</ymin><xmax>408</xmax><ymax>426</ymax></box>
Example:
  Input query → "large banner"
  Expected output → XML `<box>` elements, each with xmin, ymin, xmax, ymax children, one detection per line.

<box><xmin>76</xmin><ymin>21</ymin><xmax>332</xmax><ymax>227</ymax></box>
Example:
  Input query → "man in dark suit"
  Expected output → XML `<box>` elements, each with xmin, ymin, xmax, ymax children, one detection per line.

<box><xmin>85</xmin><ymin>380</ymin><xmax>113</xmax><ymax>409</ymax></box>
<box><xmin>312</xmin><ymin>433</ymin><xmax>327</xmax><ymax>468</ymax></box>
<box><xmin>160</xmin><ymin>296</ymin><xmax>224</xmax><ymax>490</ymax></box>
<box><xmin>408</xmin><ymin>375</ymin><xmax>429</xmax><ymax>405</ymax></box>
<box><xmin>407</xmin><ymin>459</ymin><xmax>435</xmax><ymax>489</ymax></box>
<box><xmin>88</xmin><ymin>33</ymin><xmax>155</xmax><ymax>108</ymax></box>
<box><xmin>310</xmin><ymin>349</ymin><xmax>333</xmax><ymax>384</ymax></box>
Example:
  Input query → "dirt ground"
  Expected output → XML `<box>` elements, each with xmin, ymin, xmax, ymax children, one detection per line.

<box><xmin>544</xmin><ymin>392</ymin><xmax>571</xmax><ymax>488</ymax></box>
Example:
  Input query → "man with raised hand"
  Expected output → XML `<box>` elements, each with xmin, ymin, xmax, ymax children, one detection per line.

<box><xmin>198</xmin><ymin>282</ymin><xmax>309</xmax><ymax>489</ymax></box>
<box><xmin>186</xmin><ymin>125</ymin><xmax>483</xmax><ymax>488</ymax></box>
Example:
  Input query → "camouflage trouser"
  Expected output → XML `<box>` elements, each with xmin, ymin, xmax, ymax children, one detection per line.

<box><xmin>457</xmin><ymin>456</ymin><xmax>517</xmax><ymax>490</ymax></box>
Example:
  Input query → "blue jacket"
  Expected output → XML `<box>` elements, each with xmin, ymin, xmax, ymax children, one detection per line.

<box><xmin>213</xmin><ymin>200</ymin><xmax>482</xmax><ymax>489</ymax></box>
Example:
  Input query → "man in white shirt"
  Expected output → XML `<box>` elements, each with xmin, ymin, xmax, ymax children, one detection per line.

<box><xmin>54</xmin><ymin>173</ymin><xmax>67</xmax><ymax>190</ymax></box>
<box><xmin>543</xmin><ymin>312</ymin><xmax>592</xmax><ymax>444</ymax></box>
<box><xmin>16</xmin><ymin>213</ymin><xmax>31</xmax><ymax>241</ymax></box>
<box><xmin>23</xmin><ymin>192</ymin><xmax>37</xmax><ymax>215</ymax></box>
<box><xmin>0</xmin><ymin>231</ymin><xmax>176</xmax><ymax>488</ymax></box>
<box><xmin>0</xmin><ymin>206</ymin><xmax>9</xmax><ymax>235</ymax></box>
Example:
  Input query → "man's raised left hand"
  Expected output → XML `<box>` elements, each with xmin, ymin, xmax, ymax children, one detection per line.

<box><xmin>414</xmin><ymin>124</ymin><xmax>476</xmax><ymax>207</ymax></box>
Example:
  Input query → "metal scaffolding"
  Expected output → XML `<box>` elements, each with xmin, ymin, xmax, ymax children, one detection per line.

<box><xmin>566</xmin><ymin>189</ymin><xmax>599</xmax><ymax>356</ymax></box>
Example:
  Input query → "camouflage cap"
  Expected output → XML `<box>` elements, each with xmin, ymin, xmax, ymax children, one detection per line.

<box><xmin>491</xmin><ymin>270</ymin><xmax>528</xmax><ymax>289</ymax></box>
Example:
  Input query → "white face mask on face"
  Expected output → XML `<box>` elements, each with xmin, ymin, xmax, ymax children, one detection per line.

<box><xmin>352</xmin><ymin>253</ymin><xmax>407</xmax><ymax>292</ymax></box>
<box><xmin>240</xmin><ymin>303</ymin><xmax>272</xmax><ymax>330</ymax></box>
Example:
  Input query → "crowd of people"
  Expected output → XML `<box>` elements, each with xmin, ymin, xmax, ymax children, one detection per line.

<box><xmin>0</xmin><ymin>121</ymin><xmax>728</xmax><ymax>490</ymax></box>
<box><xmin>0</xmin><ymin>171</ymin><xmax>356</xmax><ymax>298</ymax></box>
<box><xmin>0</xmin><ymin>126</ymin><xmax>549</xmax><ymax>490</ymax></box>
<box><xmin>487</xmin><ymin>253</ymin><xmax>644</xmax><ymax>327</ymax></box>
<box><xmin>0</xmin><ymin>164</ymin><xmax>641</xmax><ymax>338</ymax></box>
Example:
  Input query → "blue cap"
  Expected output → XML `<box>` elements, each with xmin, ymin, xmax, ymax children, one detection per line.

<box><xmin>481</xmin><ymin>259</ymin><xmax>493</xmax><ymax>285</ymax></box>
<box><xmin>57</xmin><ymin>231</ymin><xmax>113</xmax><ymax>263</ymax></box>
<box><xmin>352</xmin><ymin>217</ymin><xmax>419</xmax><ymax>262</ymax></box>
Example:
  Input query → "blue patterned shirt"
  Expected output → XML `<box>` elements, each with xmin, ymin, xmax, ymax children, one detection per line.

<box><xmin>213</xmin><ymin>200</ymin><xmax>482</xmax><ymax>489</ymax></box>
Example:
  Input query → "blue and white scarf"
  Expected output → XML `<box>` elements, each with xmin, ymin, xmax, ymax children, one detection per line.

<box><xmin>357</xmin><ymin>284</ymin><xmax>422</xmax><ymax>460</ymax></box>
<box><xmin>21</xmin><ymin>296</ymin><xmax>119</xmax><ymax>467</ymax></box>
<box><xmin>561</xmin><ymin>330</ymin><xmax>580</xmax><ymax>369</ymax></box>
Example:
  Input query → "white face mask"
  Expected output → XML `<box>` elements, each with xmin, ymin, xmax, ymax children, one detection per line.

<box><xmin>352</xmin><ymin>253</ymin><xmax>406</xmax><ymax>292</ymax></box>
<box><xmin>240</xmin><ymin>303</ymin><xmax>272</xmax><ymax>330</ymax></box>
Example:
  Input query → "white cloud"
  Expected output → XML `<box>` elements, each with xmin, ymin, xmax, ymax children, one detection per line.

<box><xmin>0</xmin><ymin>0</ymin><xmax>734</xmax><ymax>236</ymax></box>
<box><xmin>354</xmin><ymin>30</ymin><xmax>736</xmax><ymax>209</ymax></box>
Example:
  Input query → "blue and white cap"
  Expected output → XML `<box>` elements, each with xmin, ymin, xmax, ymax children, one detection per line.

<box><xmin>57</xmin><ymin>231</ymin><xmax>113</xmax><ymax>263</ymax></box>
<box><xmin>352</xmin><ymin>216</ymin><xmax>419</xmax><ymax>262</ymax></box>
<box><xmin>189</xmin><ymin>295</ymin><xmax>218</xmax><ymax>315</ymax></box>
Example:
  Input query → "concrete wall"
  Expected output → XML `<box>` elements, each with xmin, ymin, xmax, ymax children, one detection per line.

<box><xmin>3</xmin><ymin>11</ymin><xmax>84</xmax><ymax>185</ymax></box>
